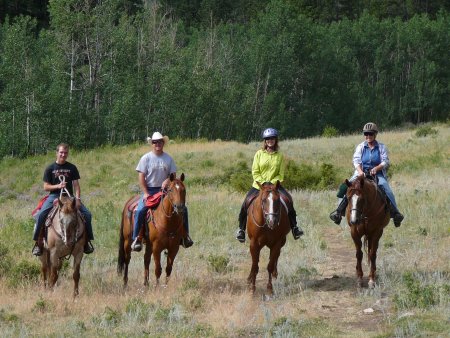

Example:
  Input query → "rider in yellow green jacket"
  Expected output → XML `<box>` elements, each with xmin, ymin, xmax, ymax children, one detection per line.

<box><xmin>236</xmin><ymin>128</ymin><xmax>304</xmax><ymax>242</ymax></box>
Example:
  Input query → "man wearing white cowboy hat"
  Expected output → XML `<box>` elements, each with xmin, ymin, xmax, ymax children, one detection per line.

<box><xmin>131</xmin><ymin>131</ymin><xmax>193</xmax><ymax>251</ymax></box>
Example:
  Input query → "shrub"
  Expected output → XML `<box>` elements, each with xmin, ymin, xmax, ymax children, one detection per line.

<box><xmin>322</xmin><ymin>125</ymin><xmax>339</xmax><ymax>138</ymax></box>
<box><xmin>415</xmin><ymin>126</ymin><xmax>438</xmax><ymax>137</ymax></box>
<box><xmin>394</xmin><ymin>272</ymin><xmax>440</xmax><ymax>309</ymax></box>
<box><xmin>207</xmin><ymin>254</ymin><xmax>229</xmax><ymax>273</ymax></box>
<box><xmin>8</xmin><ymin>260</ymin><xmax>40</xmax><ymax>287</ymax></box>
<box><xmin>284</xmin><ymin>159</ymin><xmax>337</xmax><ymax>190</ymax></box>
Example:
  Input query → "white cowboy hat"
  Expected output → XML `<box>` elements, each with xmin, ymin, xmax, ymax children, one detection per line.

<box><xmin>147</xmin><ymin>132</ymin><xmax>169</xmax><ymax>145</ymax></box>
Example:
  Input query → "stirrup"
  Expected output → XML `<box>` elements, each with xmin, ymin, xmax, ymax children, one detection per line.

<box><xmin>236</xmin><ymin>229</ymin><xmax>245</xmax><ymax>243</ymax></box>
<box><xmin>131</xmin><ymin>238</ymin><xmax>142</xmax><ymax>252</ymax></box>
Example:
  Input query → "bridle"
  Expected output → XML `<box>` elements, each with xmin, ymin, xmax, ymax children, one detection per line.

<box><xmin>251</xmin><ymin>187</ymin><xmax>281</xmax><ymax>228</ymax></box>
<box><xmin>161</xmin><ymin>181</ymin><xmax>186</xmax><ymax>218</ymax></box>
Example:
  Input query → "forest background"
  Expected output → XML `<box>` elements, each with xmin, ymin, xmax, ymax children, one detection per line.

<box><xmin>1</xmin><ymin>0</ymin><xmax>450</xmax><ymax>158</ymax></box>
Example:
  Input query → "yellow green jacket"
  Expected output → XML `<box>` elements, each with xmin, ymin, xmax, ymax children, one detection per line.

<box><xmin>252</xmin><ymin>149</ymin><xmax>285</xmax><ymax>189</ymax></box>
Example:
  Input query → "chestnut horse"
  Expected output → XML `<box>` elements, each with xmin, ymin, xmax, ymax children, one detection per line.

<box><xmin>345</xmin><ymin>176</ymin><xmax>390</xmax><ymax>288</ymax></box>
<box><xmin>39</xmin><ymin>196</ymin><xmax>86</xmax><ymax>297</ymax></box>
<box><xmin>117</xmin><ymin>173</ymin><xmax>186</xmax><ymax>287</ymax></box>
<box><xmin>246</xmin><ymin>181</ymin><xmax>290</xmax><ymax>294</ymax></box>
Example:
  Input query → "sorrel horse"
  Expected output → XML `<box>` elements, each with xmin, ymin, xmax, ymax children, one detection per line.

<box><xmin>345</xmin><ymin>175</ymin><xmax>390</xmax><ymax>288</ymax></box>
<box><xmin>39</xmin><ymin>196</ymin><xmax>86</xmax><ymax>297</ymax></box>
<box><xmin>246</xmin><ymin>181</ymin><xmax>290</xmax><ymax>294</ymax></box>
<box><xmin>117</xmin><ymin>173</ymin><xmax>186</xmax><ymax>287</ymax></box>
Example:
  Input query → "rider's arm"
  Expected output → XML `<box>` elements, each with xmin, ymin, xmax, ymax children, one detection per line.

<box><xmin>43</xmin><ymin>181</ymin><xmax>65</xmax><ymax>192</ymax></box>
<box><xmin>138</xmin><ymin>172</ymin><xmax>149</xmax><ymax>198</ymax></box>
<box><xmin>352</xmin><ymin>143</ymin><xmax>364</xmax><ymax>176</ymax></box>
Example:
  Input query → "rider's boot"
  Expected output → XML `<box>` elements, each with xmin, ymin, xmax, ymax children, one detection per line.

<box><xmin>288</xmin><ymin>209</ymin><xmax>303</xmax><ymax>239</ymax></box>
<box><xmin>389</xmin><ymin>203</ymin><xmax>404</xmax><ymax>227</ymax></box>
<box><xmin>131</xmin><ymin>225</ymin><xmax>143</xmax><ymax>252</ymax></box>
<box><xmin>329</xmin><ymin>196</ymin><xmax>348</xmax><ymax>225</ymax></box>
<box><xmin>181</xmin><ymin>234</ymin><xmax>194</xmax><ymax>248</ymax></box>
<box><xmin>236</xmin><ymin>206</ymin><xmax>246</xmax><ymax>243</ymax></box>
<box><xmin>32</xmin><ymin>225</ymin><xmax>44</xmax><ymax>256</ymax></box>
<box><xmin>84</xmin><ymin>241</ymin><xmax>94</xmax><ymax>254</ymax></box>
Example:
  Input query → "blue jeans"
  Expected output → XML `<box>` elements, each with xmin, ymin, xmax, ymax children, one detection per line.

<box><xmin>33</xmin><ymin>194</ymin><xmax>94</xmax><ymax>241</ymax></box>
<box><xmin>132</xmin><ymin>190</ymin><xmax>190</xmax><ymax>240</ymax></box>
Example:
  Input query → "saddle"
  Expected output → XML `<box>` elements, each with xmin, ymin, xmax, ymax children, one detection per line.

<box><xmin>127</xmin><ymin>192</ymin><xmax>164</xmax><ymax>223</ymax></box>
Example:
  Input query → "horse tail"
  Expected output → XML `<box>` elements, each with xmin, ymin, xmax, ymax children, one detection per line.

<box><xmin>117</xmin><ymin>211</ymin><xmax>126</xmax><ymax>275</ymax></box>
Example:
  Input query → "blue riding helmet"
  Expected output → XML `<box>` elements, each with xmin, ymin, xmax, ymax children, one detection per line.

<box><xmin>262</xmin><ymin>128</ymin><xmax>278</xmax><ymax>139</ymax></box>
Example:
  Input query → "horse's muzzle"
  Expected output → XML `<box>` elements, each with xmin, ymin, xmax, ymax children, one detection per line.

<box><xmin>173</xmin><ymin>204</ymin><xmax>186</xmax><ymax>214</ymax></box>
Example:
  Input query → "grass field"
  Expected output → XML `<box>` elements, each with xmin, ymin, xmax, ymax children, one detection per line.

<box><xmin>0</xmin><ymin>123</ymin><xmax>449</xmax><ymax>337</ymax></box>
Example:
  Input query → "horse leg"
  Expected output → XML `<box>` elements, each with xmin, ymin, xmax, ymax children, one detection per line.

<box><xmin>153</xmin><ymin>248</ymin><xmax>163</xmax><ymax>286</ymax></box>
<box><xmin>72</xmin><ymin>254</ymin><xmax>82</xmax><ymax>297</ymax></box>
<box><xmin>247</xmin><ymin>240</ymin><xmax>260</xmax><ymax>293</ymax></box>
<box><xmin>143</xmin><ymin>241</ymin><xmax>152</xmax><ymax>287</ymax></box>
<box><xmin>165</xmin><ymin>245</ymin><xmax>180</xmax><ymax>284</ymax></box>
<box><xmin>267</xmin><ymin>244</ymin><xmax>282</xmax><ymax>294</ymax></box>
<box><xmin>368</xmin><ymin>235</ymin><xmax>380</xmax><ymax>289</ymax></box>
<box><xmin>351</xmin><ymin>230</ymin><xmax>364</xmax><ymax>287</ymax></box>
<box><xmin>39</xmin><ymin>253</ymin><xmax>49</xmax><ymax>289</ymax></box>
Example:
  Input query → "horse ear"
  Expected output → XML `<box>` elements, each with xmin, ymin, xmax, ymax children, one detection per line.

<box><xmin>71</xmin><ymin>197</ymin><xmax>76</xmax><ymax>208</ymax></box>
<box><xmin>58</xmin><ymin>198</ymin><xmax>64</xmax><ymax>207</ymax></box>
<box><xmin>345</xmin><ymin>179</ymin><xmax>351</xmax><ymax>187</ymax></box>
<box><xmin>170</xmin><ymin>173</ymin><xmax>175</xmax><ymax>181</ymax></box>
<box><xmin>360</xmin><ymin>177</ymin><xmax>365</xmax><ymax>187</ymax></box>
<box><xmin>180</xmin><ymin>173</ymin><xmax>185</xmax><ymax>182</ymax></box>
<box><xmin>275</xmin><ymin>180</ymin><xmax>280</xmax><ymax>189</ymax></box>
<box><xmin>256</xmin><ymin>181</ymin><xmax>262</xmax><ymax>189</ymax></box>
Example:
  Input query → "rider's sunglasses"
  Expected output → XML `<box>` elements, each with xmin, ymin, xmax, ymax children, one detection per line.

<box><xmin>364</xmin><ymin>132</ymin><xmax>374</xmax><ymax>136</ymax></box>
<box><xmin>152</xmin><ymin>140</ymin><xmax>163</xmax><ymax>144</ymax></box>
<box><xmin>264</xmin><ymin>137</ymin><xmax>276</xmax><ymax>141</ymax></box>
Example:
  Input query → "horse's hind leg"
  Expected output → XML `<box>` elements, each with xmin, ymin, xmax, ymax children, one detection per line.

<box><xmin>144</xmin><ymin>242</ymin><xmax>152</xmax><ymax>286</ymax></box>
<box><xmin>247</xmin><ymin>241</ymin><xmax>260</xmax><ymax>293</ymax></box>
<box><xmin>153</xmin><ymin>249</ymin><xmax>162</xmax><ymax>286</ymax></box>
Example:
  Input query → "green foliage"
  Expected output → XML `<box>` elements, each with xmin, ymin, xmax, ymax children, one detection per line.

<box><xmin>0</xmin><ymin>242</ymin><xmax>12</xmax><ymax>277</ymax></box>
<box><xmin>33</xmin><ymin>295</ymin><xmax>51</xmax><ymax>313</ymax></box>
<box><xmin>415</xmin><ymin>125</ymin><xmax>439</xmax><ymax>137</ymax></box>
<box><xmin>0</xmin><ymin>308</ymin><xmax>19</xmax><ymax>323</ymax></box>
<box><xmin>322</xmin><ymin>125</ymin><xmax>339</xmax><ymax>138</ymax></box>
<box><xmin>8</xmin><ymin>260</ymin><xmax>40</xmax><ymax>287</ymax></box>
<box><xmin>393</xmin><ymin>272</ymin><xmax>444</xmax><ymax>309</ymax></box>
<box><xmin>227</xmin><ymin>161</ymin><xmax>252</xmax><ymax>193</ymax></box>
<box><xmin>284</xmin><ymin>160</ymin><xmax>337</xmax><ymax>191</ymax></box>
<box><xmin>207</xmin><ymin>254</ymin><xmax>230</xmax><ymax>273</ymax></box>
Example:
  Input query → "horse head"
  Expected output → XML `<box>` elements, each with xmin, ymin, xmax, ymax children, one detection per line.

<box><xmin>257</xmin><ymin>181</ymin><xmax>281</xmax><ymax>229</ymax></box>
<box><xmin>346</xmin><ymin>177</ymin><xmax>365</xmax><ymax>225</ymax></box>
<box><xmin>166</xmin><ymin>173</ymin><xmax>186</xmax><ymax>215</ymax></box>
<box><xmin>57</xmin><ymin>197</ymin><xmax>79</xmax><ymax>245</ymax></box>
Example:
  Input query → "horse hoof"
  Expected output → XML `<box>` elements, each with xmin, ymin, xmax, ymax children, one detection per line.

<box><xmin>368</xmin><ymin>280</ymin><xmax>375</xmax><ymax>289</ymax></box>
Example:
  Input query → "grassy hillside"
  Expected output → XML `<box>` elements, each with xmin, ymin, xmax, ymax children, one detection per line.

<box><xmin>0</xmin><ymin>124</ymin><xmax>449</xmax><ymax>337</ymax></box>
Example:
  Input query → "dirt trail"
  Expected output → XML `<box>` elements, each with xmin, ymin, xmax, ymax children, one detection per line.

<box><xmin>308</xmin><ymin>225</ymin><xmax>391</xmax><ymax>334</ymax></box>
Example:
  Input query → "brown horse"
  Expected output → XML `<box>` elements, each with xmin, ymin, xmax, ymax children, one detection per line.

<box><xmin>39</xmin><ymin>196</ymin><xmax>86</xmax><ymax>297</ymax></box>
<box><xmin>345</xmin><ymin>176</ymin><xmax>390</xmax><ymax>288</ymax></box>
<box><xmin>118</xmin><ymin>173</ymin><xmax>186</xmax><ymax>287</ymax></box>
<box><xmin>246</xmin><ymin>181</ymin><xmax>290</xmax><ymax>294</ymax></box>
